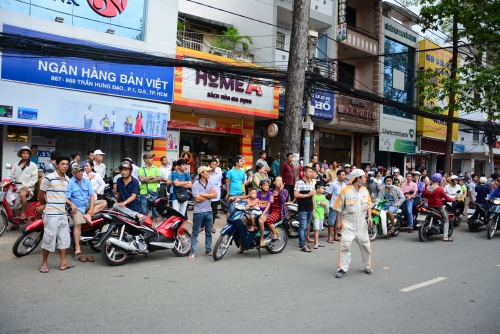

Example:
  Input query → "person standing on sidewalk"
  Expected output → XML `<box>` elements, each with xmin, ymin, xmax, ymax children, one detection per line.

<box><xmin>294</xmin><ymin>166</ymin><xmax>315</xmax><ymax>252</ymax></box>
<box><xmin>208</xmin><ymin>159</ymin><xmax>222</xmax><ymax>233</ymax></box>
<box><xmin>333</xmin><ymin>169</ymin><xmax>373</xmax><ymax>278</ymax></box>
<box><xmin>189</xmin><ymin>166</ymin><xmax>217</xmax><ymax>260</ymax></box>
<box><xmin>225</xmin><ymin>155</ymin><xmax>246</xmax><ymax>217</ymax></box>
<box><xmin>272</xmin><ymin>153</ymin><xmax>281</xmax><ymax>177</ymax></box>
<box><xmin>172</xmin><ymin>158</ymin><xmax>192</xmax><ymax>217</ymax></box>
<box><xmin>327</xmin><ymin>170</ymin><xmax>346</xmax><ymax>243</ymax></box>
<box><xmin>138</xmin><ymin>153</ymin><xmax>161</xmax><ymax>222</ymax></box>
<box><xmin>280</xmin><ymin>152</ymin><xmax>296</xmax><ymax>201</ymax></box>
<box><xmin>400</xmin><ymin>172</ymin><xmax>418</xmax><ymax>233</ymax></box>
<box><xmin>38</xmin><ymin>156</ymin><xmax>73</xmax><ymax>273</ymax></box>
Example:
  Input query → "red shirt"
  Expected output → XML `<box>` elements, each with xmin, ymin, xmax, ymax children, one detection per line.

<box><xmin>422</xmin><ymin>185</ymin><xmax>455</xmax><ymax>208</ymax></box>
<box><xmin>280</xmin><ymin>161</ymin><xmax>295</xmax><ymax>185</ymax></box>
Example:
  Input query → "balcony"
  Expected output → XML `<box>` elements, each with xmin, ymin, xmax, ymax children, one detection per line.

<box><xmin>340</xmin><ymin>28</ymin><xmax>379</xmax><ymax>56</ymax></box>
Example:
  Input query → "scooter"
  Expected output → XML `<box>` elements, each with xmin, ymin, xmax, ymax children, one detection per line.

<box><xmin>487</xmin><ymin>197</ymin><xmax>500</xmax><ymax>239</ymax></box>
<box><xmin>0</xmin><ymin>177</ymin><xmax>41</xmax><ymax>237</ymax></box>
<box><xmin>282</xmin><ymin>202</ymin><xmax>299</xmax><ymax>238</ymax></box>
<box><xmin>416</xmin><ymin>200</ymin><xmax>456</xmax><ymax>242</ymax></box>
<box><xmin>368</xmin><ymin>199</ymin><xmax>401</xmax><ymax>241</ymax></box>
<box><xmin>467</xmin><ymin>202</ymin><xmax>488</xmax><ymax>232</ymax></box>
<box><xmin>96</xmin><ymin>198</ymin><xmax>192</xmax><ymax>266</ymax></box>
<box><xmin>213</xmin><ymin>200</ymin><xmax>288</xmax><ymax>261</ymax></box>
<box><xmin>12</xmin><ymin>212</ymin><xmax>113</xmax><ymax>257</ymax></box>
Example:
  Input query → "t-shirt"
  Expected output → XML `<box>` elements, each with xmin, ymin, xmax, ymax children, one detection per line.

<box><xmin>256</xmin><ymin>158</ymin><xmax>269</xmax><ymax>170</ymax></box>
<box><xmin>208</xmin><ymin>170</ymin><xmax>222</xmax><ymax>201</ymax></box>
<box><xmin>116</xmin><ymin>177</ymin><xmax>141</xmax><ymax>212</ymax></box>
<box><xmin>226</xmin><ymin>168</ymin><xmax>246</xmax><ymax>196</ymax></box>
<box><xmin>314</xmin><ymin>194</ymin><xmax>327</xmax><ymax>220</ymax></box>
<box><xmin>294</xmin><ymin>179</ymin><xmax>314</xmax><ymax>212</ymax></box>
<box><xmin>383</xmin><ymin>189</ymin><xmax>395</xmax><ymax>204</ymax></box>
<box><xmin>171</xmin><ymin>171</ymin><xmax>191</xmax><ymax>200</ymax></box>
<box><xmin>159</xmin><ymin>166</ymin><xmax>171</xmax><ymax>185</ymax></box>
<box><xmin>138</xmin><ymin>165</ymin><xmax>161</xmax><ymax>195</ymax></box>
<box><xmin>40</xmin><ymin>172</ymin><xmax>69</xmax><ymax>216</ymax></box>
<box><xmin>192</xmin><ymin>179</ymin><xmax>214</xmax><ymax>213</ymax></box>
<box><xmin>65</xmin><ymin>177</ymin><xmax>94</xmax><ymax>214</ymax></box>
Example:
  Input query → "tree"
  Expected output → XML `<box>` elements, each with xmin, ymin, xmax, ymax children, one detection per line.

<box><xmin>211</xmin><ymin>28</ymin><xmax>253</xmax><ymax>51</ymax></box>
<box><xmin>410</xmin><ymin>0</ymin><xmax>500</xmax><ymax>173</ymax></box>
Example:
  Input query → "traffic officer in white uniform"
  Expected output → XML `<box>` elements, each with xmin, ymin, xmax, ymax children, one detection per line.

<box><xmin>333</xmin><ymin>168</ymin><xmax>373</xmax><ymax>278</ymax></box>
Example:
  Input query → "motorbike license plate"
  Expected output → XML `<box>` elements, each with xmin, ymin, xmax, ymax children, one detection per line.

<box><xmin>416</xmin><ymin>214</ymin><xmax>427</xmax><ymax>221</ymax></box>
<box><xmin>101</xmin><ymin>224</ymin><xmax>109</xmax><ymax>233</ymax></box>
<box><xmin>0</xmin><ymin>191</ymin><xmax>5</xmax><ymax>202</ymax></box>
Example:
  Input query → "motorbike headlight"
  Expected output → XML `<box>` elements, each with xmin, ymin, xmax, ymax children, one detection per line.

<box><xmin>493</xmin><ymin>199</ymin><xmax>500</xmax><ymax>205</ymax></box>
<box><xmin>0</xmin><ymin>182</ymin><xmax>7</xmax><ymax>187</ymax></box>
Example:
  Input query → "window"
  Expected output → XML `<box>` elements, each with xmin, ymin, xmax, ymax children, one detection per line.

<box><xmin>338</xmin><ymin>62</ymin><xmax>355</xmax><ymax>88</ymax></box>
<box><xmin>276</xmin><ymin>32</ymin><xmax>286</xmax><ymax>51</ymax></box>
<box><xmin>347</xmin><ymin>6</ymin><xmax>357</xmax><ymax>27</ymax></box>
<box><xmin>316</xmin><ymin>33</ymin><xmax>327</xmax><ymax>59</ymax></box>
<box><xmin>473</xmin><ymin>129</ymin><xmax>480</xmax><ymax>142</ymax></box>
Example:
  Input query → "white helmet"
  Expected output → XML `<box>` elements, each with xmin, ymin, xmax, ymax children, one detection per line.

<box><xmin>479</xmin><ymin>177</ymin><xmax>487</xmax><ymax>184</ymax></box>
<box><xmin>450</xmin><ymin>175</ymin><xmax>458</xmax><ymax>181</ymax></box>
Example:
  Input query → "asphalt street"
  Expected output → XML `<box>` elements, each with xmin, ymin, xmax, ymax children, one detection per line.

<box><xmin>1</xmin><ymin>216</ymin><xmax>499</xmax><ymax>334</ymax></box>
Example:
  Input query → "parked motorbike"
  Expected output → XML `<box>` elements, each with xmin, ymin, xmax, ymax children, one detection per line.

<box><xmin>213</xmin><ymin>200</ymin><xmax>288</xmax><ymax>261</ymax></box>
<box><xmin>97</xmin><ymin>198</ymin><xmax>192</xmax><ymax>266</ymax></box>
<box><xmin>487</xmin><ymin>197</ymin><xmax>500</xmax><ymax>239</ymax></box>
<box><xmin>0</xmin><ymin>177</ymin><xmax>41</xmax><ymax>237</ymax></box>
<box><xmin>368</xmin><ymin>199</ymin><xmax>401</xmax><ymax>241</ymax></box>
<box><xmin>467</xmin><ymin>202</ymin><xmax>488</xmax><ymax>232</ymax></box>
<box><xmin>12</xmin><ymin>212</ymin><xmax>112</xmax><ymax>257</ymax></box>
<box><xmin>416</xmin><ymin>200</ymin><xmax>456</xmax><ymax>242</ymax></box>
<box><xmin>282</xmin><ymin>202</ymin><xmax>299</xmax><ymax>238</ymax></box>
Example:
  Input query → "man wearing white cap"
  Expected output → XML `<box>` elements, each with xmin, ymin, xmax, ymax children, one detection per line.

<box><xmin>8</xmin><ymin>146</ymin><xmax>38</xmax><ymax>225</ymax></box>
<box><xmin>93</xmin><ymin>149</ymin><xmax>106</xmax><ymax>178</ymax></box>
<box><xmin>333</xmin><ymin>168</ymin><xmax>373</xmax><ymax>278</ymax></box>
<box><xmin>393</xmin><ymin>168</ymin><xmax>404</xmax><ymax>187</ymax></box>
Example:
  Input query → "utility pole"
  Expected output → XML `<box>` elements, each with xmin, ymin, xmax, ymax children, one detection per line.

<box><xmin>303</xmin><ymin>28</ymin><xmax>318</xmax><ymax>166</ymax></box>
<box><xmin>280</xmin><ymin>0</ymin><xmax>311</xmax><ymax>176</ymax></box>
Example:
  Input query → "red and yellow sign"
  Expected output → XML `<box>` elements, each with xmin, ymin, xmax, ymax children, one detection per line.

<box><xmin>174</xmin><ymin>47</ymin><xmax>279</xmax><ymax>119</ymax></box>
<box><xmin>168</xmin><ymin>111</ymin><xmax>253</xmax><ymax>136</ymax></box>
<box><xmin>417</xmin><ymin>40</ymin><xmax>459</xmax><ymax>141</ymax></box>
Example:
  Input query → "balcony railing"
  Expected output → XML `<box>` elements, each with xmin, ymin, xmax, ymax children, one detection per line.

<box><xmin>177</xmin><ymin>34</ymin><xmax>254</xmax><ymax>63</ymax></box>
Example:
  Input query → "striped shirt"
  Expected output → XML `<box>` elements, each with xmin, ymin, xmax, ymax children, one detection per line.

<box><xmin>40</xmin><ymin>172</ymin><xmax>69</xmax><ymax>216</ymax></box>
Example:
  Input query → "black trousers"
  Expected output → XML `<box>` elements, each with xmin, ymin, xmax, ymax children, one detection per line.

<box><xmin>285</xmin><ymin>184</ymin><xmax>295</xmax><ymax>201</ymax></box>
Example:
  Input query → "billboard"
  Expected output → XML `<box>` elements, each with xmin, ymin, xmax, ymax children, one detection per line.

<box><xmin>279</xmin><ymin>85</ymin><xmax>335</xmax><ymax>120</ymax></box>
<box><xmin>0</xmin><ymin>81</ymin><xmax>170</xmax><ymax>139</ymax></box>
<box><xmin>1</xmin><ymin>25</ymin><xmax>174</xmax><ymax>104</ymax></box>
<box><xmin>417</xmin><ymin>40</ymin><xmax>459</xmax><ymax>141</ymax></box>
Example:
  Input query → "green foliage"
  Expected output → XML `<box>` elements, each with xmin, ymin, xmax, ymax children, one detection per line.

<box><xmin>211</xmin><ymin>28</ymin><xmax>253</xmax><ymax>51</ymax></box>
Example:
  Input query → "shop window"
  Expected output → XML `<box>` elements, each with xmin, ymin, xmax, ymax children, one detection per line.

<box><xmin>346</xmin><ymin>6</ymin><xmax>357</xmax><ymax>28</ymax></box>
<box><xmin>276</xmin><ymin>32</ymin><xmax>286</xmax><ymax>51</ymax></box>
<box><xmin>338</xmin><ymin>62</ymin><xmax>355</xmax><ymax>88</ymax></box>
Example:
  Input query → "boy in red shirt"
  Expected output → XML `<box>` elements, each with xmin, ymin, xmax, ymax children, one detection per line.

<box><xmin>422</xmin><ymin>173</ymin><xmax>455</xmax><ymax>241</ymax></box>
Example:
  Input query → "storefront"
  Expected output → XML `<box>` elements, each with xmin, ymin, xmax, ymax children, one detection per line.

<box><xmin>169</xmin><ymin>47</ymin><xmax>278</xmax><ymax>172</ymax></box>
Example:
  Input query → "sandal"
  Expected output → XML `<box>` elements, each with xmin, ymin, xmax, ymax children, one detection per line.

<box><xmin>388</xmin><ymin>228</ymin><xmax>395</xmax><ymax>235</ymax></box>
<box><xmin>7</xmin><ymin>225</ymin><xmax>20</xmax><ymax>232</ymax></box>
<box><xmin>443</xmin><ymin>238</ymin><xmax>454</xmax><ymax>242</ymax></box>
<box><xmin>237</xmin><ymin>248</ymin><xmax>245</xmax><ymax>254</ymax></box>
<box><xmin>205</xmin><ymin>252</ymin><xmax>213</xmax><ymax>256</ymax></box>
<box><xmin>189</xmin><ymin>254</ymin><xmax>196</xmax><ymax>260</ymax></box>
<box><xmin>78</xmin><ymin>256</ymin><xmax>88</xmax><ymax>262</ymax></box>
<box><xmin>39</xmin><ymin>267</ymin><xmax>49</xmax><ymax>273</ymax></box>
<box><xmin>260</xmin><ymin>242</ymin><xmax>267</xmax><ymax>247</ymax></box>
<box><xmin>327</xmin><ymin>239</ymin><xmax>334</xmax><ymax>244</ymax></box>
<box><xmin>86</xmin><ymin>255</ymin><xmax>95</xmax><ymax>262</ymax></box>
<box><xmin>271</xmin><ymin>235</ymin><xmax>279</xmax><ymax>242</ymax></box>
<box><xmin>301</xmin><ymin>245</ymin><xmax>312</xmax><ymax>252</ymax></box>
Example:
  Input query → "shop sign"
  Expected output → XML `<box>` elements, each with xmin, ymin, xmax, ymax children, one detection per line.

<box><xmin>337</xmin><ymin>105</ymin><xmax>376</xmax><ymax>119</ymax></box>
<box><xmin>361</xmin><ymin>137</ymin><xmax>375</xmax><ymax>163</ymax></box>
<box><xmin>454</xmin><ymin>144</ymin><xmax>465</xmax><ymax>153</ymax></box>
<box><xmin>251</xmin><ymin>137</ymin><xmax>265</xmax><ymax>151</ymax></box>
<box><xmin>379</xmin><ymin>137</ymin><xmax>416</xmax><ymax>154</ymax></box>
<box><xmin>0</xmin><ymin>81</ymin><xmax>170</xmax><ymax>139</ymax></box>
<box><xmin>278</xmin><ymin>85</ymin><xmax>334</xmax><ymax>120</ymax></box>
<box><xmin>267</xmin><ymin>123</ymin><xmax>278</xmax><ymax>138</ymax></box>
<box><xmin>384</xmin><ymin>22</ymin><xmax>417</xmax><ymax>43</ymax></box>
<box><xmin>336</xmin><ymin>0</ymin><xmax>348</xmax><ymax>41</ymax></box>
<box><xmin>88</xmin><ymin>0</ymin><xmax>128</xmax><ymax>18</ymax></box>
<box><xmin>198</xmin><ymin>118</ymin><xmax>216</xmax><ymax>129</ymax></box>
<box><xmin>1</xmin><ymin>25</ymin><xmax>174</xmax><ymax>104</ymax></box>
<box><xmin>168</xmin><ymin>112</ymin><xmax>245</xmax><ymax>135</ymax></box>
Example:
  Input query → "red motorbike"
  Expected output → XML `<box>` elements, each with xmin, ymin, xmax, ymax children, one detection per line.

<box><xmin>0</xmin><ymin>178</ymin><xmax>41</xmax><ymax>236</ymax></box>
<box><xmin>96</xmin><ymin>198</ymin><xmax>192</xmax><ymax>266</ymax></box>
<box><xmin>12</xmin><ymin>212</ymin><xmax>113</xmax><ymax>257</ymax></box>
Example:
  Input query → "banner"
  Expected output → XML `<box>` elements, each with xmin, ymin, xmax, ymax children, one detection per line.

<box><xmin>279</xmin><ymin>85</ymin><xmax>335</xmax><ymax>120</ymax></box>
<box><xmin>361</xmin><ymin>137</ymin><xmax>375</xmax><ymax>163</ymax></box>
<box><xmin>379</xmin><ymin>113</ymin><xmax>417</xmax><ymax>154</ymax></box>
<box><xmin>0</xmin><ymin>81</ymin><xmax>170</xmax><ymax>139</ymax></box>
<box><xmin>1</xmin><ymin>25</ymin><xmax>174</xmax><ymax>104</ymax></box>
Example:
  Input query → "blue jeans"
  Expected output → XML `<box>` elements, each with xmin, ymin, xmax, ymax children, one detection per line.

<box><xmin>405</xmin><ymin>199</ymin><xmax>414</xmax><ymax>227</ymax></box>
<box><xmin>140</xmin><ymin>195</ymin><xmax>159</xmax><ymax>217</ymax></box>
<box><xmin>298</xmin><ymin>211</ymin><xmax>313</xmax><ymax>248</ymax></box>
<box><xmin>191</xmin><ymin>211</ymin><xmax>213</xmax><ymax>255</ymax></box>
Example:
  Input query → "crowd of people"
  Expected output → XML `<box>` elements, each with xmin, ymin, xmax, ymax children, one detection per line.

<box><xmin>6</xmin><ymin>146</ymin><xmax>500</xmax><ymax>277</ymax></box>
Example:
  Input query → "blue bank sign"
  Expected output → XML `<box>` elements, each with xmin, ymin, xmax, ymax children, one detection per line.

<box><xmin>1</xmin><ymin>25</ymin><xmax>174</xmax><ymax>104</ymax></box>
<box><xmin>278</xmin><ymin>85</ymin><xmax>334</xmax><ymax>120</ymax></box>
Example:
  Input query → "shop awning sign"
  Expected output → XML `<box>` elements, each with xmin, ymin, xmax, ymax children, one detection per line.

<box><xmin>279</xmin><ymin>84</ymin><xmax>334</xmax><ymax>120</ymax></box>
<box><xmin>251</xmin><ymin>137</ymin><xmax>265</xmax><ymax>151</ymax></box>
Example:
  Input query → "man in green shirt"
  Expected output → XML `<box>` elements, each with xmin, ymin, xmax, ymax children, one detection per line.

<box><xmin>138</xmin><ymin>153</ymin><xmax>161</xmax><ymax>221</ymax></box>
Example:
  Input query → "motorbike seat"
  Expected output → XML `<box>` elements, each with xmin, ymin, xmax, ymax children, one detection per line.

<box><xmin>426</xmin><ymin>207</ymin><xmax>443</xmax><ymax>216</ymax></box>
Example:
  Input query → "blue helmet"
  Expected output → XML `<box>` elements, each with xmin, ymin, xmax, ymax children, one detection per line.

<box><xmin>431</xmin><ymin>173</ymin><xmax>443</xmax><ymax>183</ymax></box>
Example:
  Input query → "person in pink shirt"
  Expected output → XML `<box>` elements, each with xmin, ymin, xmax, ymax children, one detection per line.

<box><xmin>400</xmin><ymin>172</ymin><xmax>418</xmax><ymax>233</ymax></box>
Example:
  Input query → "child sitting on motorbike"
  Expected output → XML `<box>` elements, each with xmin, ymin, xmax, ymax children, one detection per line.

<box><xmin>422</xmin><ymin>173</ymin><xmax>455</xmax><ymax>242</ymax></box>
<box><xmin>256</xmin><ymin>179</ymin><xmax>273</xmax><ymax>247</ymax></box>
<box><xmin>237</xmin><ymin>188</ymin><xmax>260</xmax><ymax>232</ymax></box>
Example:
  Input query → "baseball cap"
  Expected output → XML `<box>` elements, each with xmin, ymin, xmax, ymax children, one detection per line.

<box><xmin>348</xmin><ymin>169</ymin><xmax>365</xmax><ymax>184</ymax></box>
<box><xmin>143</xmin><ymin>153</ymin><xmax>155</xmax><ymax>159</ymax></box>
<box><xmin>394</xmin><ymin>168</ymin><xmax>400</xmax><ymax>173</ymax></box>
<box><xmin>197</xmin><ymin>166</ymin><xmax>211</xmax><ymax>174</ymax></box>
<box><xmin>72</xmin><ymin>165</ymin><xmax>83</xmax><ymax>173</ymax></box>
<box><xmin>94</xmin><ymin>149</ymin><xmax>106</xmax><ymax>155</ymax></box>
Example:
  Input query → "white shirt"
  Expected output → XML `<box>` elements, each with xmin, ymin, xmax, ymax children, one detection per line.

<box><xmin>109</xmin><ymin>114</ymin><xmax>116</xmax><ymax>123</ymax></box>
<box><xmin>84</xmin><ymin>171</ymin><xmax>106</xmax><ymax>198</ymax></box>
<box><xmin>85</xmin><ymin>109</ymin><xmax>92</xmax><ymax>120</ymax></box>
<box><xmin>131</xmin><ymin>164</ymin><xmax>139</xmax><ymax>180</ymax></box>
<box><xmin>94</xmin><ymin>161</ymin><xmax>106</xmax><ymax>178</ymax></box>
<box><xmin>160</xmin><ymin>165</ymin><xmax>171</xmax><ymax>184</ymax></box>
<box><xmin>208</xmin><ymin>170</ymin><xmax>222</xmax><ymax>201</ymax></box>
<box><xmin>445</xmin><ymin>184</ymin><xmax>462</xmax><ymax>199</ymax></box>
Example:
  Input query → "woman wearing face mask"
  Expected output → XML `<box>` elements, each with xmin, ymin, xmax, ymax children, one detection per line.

<box><xmin>381</xmin><ymin>175</ymin><xmax>405</xmax><ymax>235</ymax></box>
<box><xmin>367</xmin><ymin>171</ymin><xmax>383</xmax><ymax>202</ymax></box>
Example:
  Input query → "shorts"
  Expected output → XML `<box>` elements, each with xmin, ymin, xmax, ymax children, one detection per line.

<box><xmin>382</xmin><ymin>203</ymin><xmax>398</xmax><ymax>214</ymax></box>
<box><xmin>313</xmin><ymin>219</ymin><xmax>323</xmax><ymax>231</ymax></box>
<box><xmin>70</xmin><ymin>200</ymin><xmax>106</xmax><ymax>226</ymax></box>
<box><xmin>13</xmin><ymin>187</ymin><xmax>34</xmax><ymax>210</ymax></box>
<box><xmin>244</xmin><ymin>209</ymin><xmax>262</xmax><ymax>222</ymax></box>
<box><xmin>41</xmin><ymin>214</ymin><xmax>70</xmax><ymax>252</ymax></box>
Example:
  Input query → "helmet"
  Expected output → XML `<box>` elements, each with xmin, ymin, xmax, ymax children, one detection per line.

<box><xmin>431</xmin><ymin>173</ymin><xmax>443</xmax><ymax>183</ymax></box>
<box><xmin>479</xmin><ymin>177</ymin><xmax>487</xmax><ymax>184</ymax></box>
<box><xmin>412</xmin><ymin>171</ymin><xmax>421</xmax><ymax>176</ymax></box>
<box><xmin>119</xmin><ymin>161</ymin><xmax>132</xmax><ymax>171</ymax></box>
<box><xmin>450</xmin><ymin>175</ymin><xmax>458</xmax><ymax>181</ymax></box>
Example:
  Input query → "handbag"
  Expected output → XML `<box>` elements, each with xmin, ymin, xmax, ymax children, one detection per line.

<box><xmin>174</xmin><ymin>172</ymin><xmax>189</xmax><ymax>203</ymax></box>
<box><xmin>143</xmin><ymin>167</ymin><xmax>159</xmax><ymax>203</ymax></box>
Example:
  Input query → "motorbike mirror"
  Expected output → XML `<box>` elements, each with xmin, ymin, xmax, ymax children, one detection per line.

<box><xmin>5</xmin><ymin>164</ymin><xmax>12</xmax><ymax>170</ymax></box>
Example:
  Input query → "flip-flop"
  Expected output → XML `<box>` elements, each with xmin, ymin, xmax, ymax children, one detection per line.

<box><xmin>39</xmin><ymin>267</ymin><xmax>49</xmax><ymax>273</ymax></box>
<box><xmin>317</xmin><ymin>244</ymin><xmax>325</xmax><ymax>247</ymax></box>
<box><xmin>86</xmin><ymin>255</ymin><xmax>95</xmax><ymax>262</ymax></box>
<box><xmin>7</xmin><ymin>225</ymin><xmax>20</xmax><ymax>232</ymax></box>
<box><xmin>59</xmin><ymin>264</ymin><xmax>74</xmax><ymax>270</ymax></box>
<box><xmin>443</xmin><ymin>239</ymin><xmax>454</xmax><ymax>242</ymax></box>
<box><xmin>327</xmin><ymin>240</ymin><xmax>334</xmax><ymax>244</ymax></box>
<box><xmin>205</xmin><ymin>252</ymin><xmax>213</xmax><ymax>256</ymax></box>
<box><xmin>78</xmin><ymin>256</ymin><xmax>88</xmax><ymax>262</ymax></box>
<box><xmin>189</xmin><ymin>254</ymin><xmax>196</xmax><ymax>260</ymax></box>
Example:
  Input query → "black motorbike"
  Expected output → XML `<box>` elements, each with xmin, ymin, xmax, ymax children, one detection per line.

<box><xmin>467</xmin><ymin>202</ymin><xmax>488</xmax><ymax>232</ymax></box>
<box><xmin>487</xmin><ymin>197</ymin><xmax>500</xmax><ymax>239</ymax></box>
<box><xmin>416</xmin><ymin>200</ymin><xmax>456</xmax><ymax>242</ymax></box>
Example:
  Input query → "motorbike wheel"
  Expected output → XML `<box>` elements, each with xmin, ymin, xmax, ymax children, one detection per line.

<box><xmin>266</xmin><ymin>226</ymin><xmax>288</xmax><ymax>254</ymax></box>
<box><xmin>287</xmin><ymin>219</ymin><xmax>299</xmax><ymax>238</ymax></box>
<box><xmin>418</xmin><ymin>219</ymin><xmax>431</xmax><ymax>242</ymax></box>
<box><xmin>468</xmin><ymin>218</ymin><xmax>480</xmax><ymax>232</ymax></box>
<box><xmin>368</xmin><ymin>223</ymin><xmax>377</xmax><ymax>241</ymax></box>
<box><xmin>12</xmin><ymin>230</ymin><xmax>43</xmax><ymax>257</ymax></box>
<box><xmin>487</xmin><ymin>218</ymin><xmax>497</xmax><ymax>239</ymax></box>
<box><xmin>392</xmin><ymin>217</ymin><xmax>402</xmax><ymax>237</ymax></box>
<box><xmin>0</xmin><ymin>211</ymin><xmax>7</xmax><ymax>237</ymax></box>
<box><xmin>454</xmin><ymin>215</ymin><xmax>462</xmax><ymax>227</ymax></box>
<box><xmin>172</xmin><ymin>231</ymin><xmax>192</xmax><ymax>257</ymax></box>
<box><xmin>213</xmin><ymin>234</ymin><xmax>231</xmax><ymax>261</ymax></box>
<box><xmin>101</xmin><ymin>235</ymin><xmax>128</xmax><ymax>266</ymax></box>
